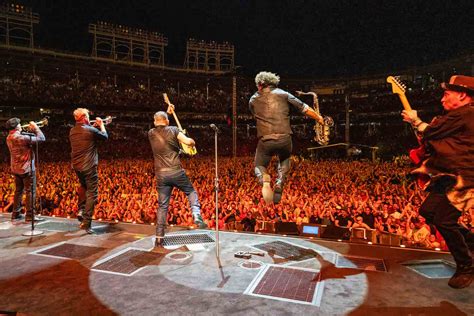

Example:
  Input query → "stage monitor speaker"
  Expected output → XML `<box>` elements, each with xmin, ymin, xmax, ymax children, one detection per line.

<box><xmin>275</xmin><ymin>222</ymin><xmax>299</xmax><ymax>235</ymax></box>
<box><xmin>321</xmin><ymin>225</ymin><xmax>350</xmax><ymax>240</ymax></box>
<box><xmin>300</xmin><ymin>224</ymin><xmax>322</xmax><ymax>238</ymax></box>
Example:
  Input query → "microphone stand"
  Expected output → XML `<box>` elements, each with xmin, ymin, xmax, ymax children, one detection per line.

<box><xmin>213</xmin><ymin>126</ymin><xmax>220</xmax><ymax>258</ymax></box>
<box><xmin>22</xmin><ymin>134</ymin><xmax>43</xmax><ymax>236</ymax></box>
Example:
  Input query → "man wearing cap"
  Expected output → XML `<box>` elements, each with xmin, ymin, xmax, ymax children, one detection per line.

<box><xmin>5</xmin><ymin>118</ymin><xmax>45</xmax><ymax>221</ymax></box>
<box><xmin>402</xmin><ymin>75</ymin><xmax>474</xmax><ymax>289</ymax></box>
<box><xmin>70</xmin><ymin>108</ymin><xmax>108</xmax><ymax>234</ymax></box>
<box><xmin>249</xmin><ymin>71</ymin><xmax>324</xmax><ymax>205</ymax></box>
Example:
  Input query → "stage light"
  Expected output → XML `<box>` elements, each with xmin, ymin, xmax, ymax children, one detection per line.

<box><xmin>337</xmin><ymin>239</ymin><xmax>342</xmax><ymax>242</ymax></box>
<box><xmin>435</xmin><ymin>248</ymin><xmax>441</xmax><ymax>251</ymax></box>
<box><xmin>368</xmin><ymin>241</ymin><xmax>373</xmax><ymax>245</ymax></box>
<box><xmin>400</xmin><ymin>244</ymin><xmax>406</xmax><ymax>248</ymax></box>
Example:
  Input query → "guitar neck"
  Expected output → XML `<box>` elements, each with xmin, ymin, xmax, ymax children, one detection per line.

<box><xmin>170</xmin><ymin>111</ymin><xmax>184</xmax><ymax>131</ymax></box>
<box><xmin>397</xmin><ymin>93</ymin><xmax>412</xmax><ymax>111</ymax></box>
<box><xmin>163</xmin><ymin>93</ymin><xmax>184</xmax><ymax>131</ymax></box>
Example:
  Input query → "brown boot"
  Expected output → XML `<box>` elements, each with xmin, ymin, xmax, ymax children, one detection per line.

<box><xmin>448</xmin><ymin>264</ymin><xmax>473</xmax><ymax>289</ymax></box>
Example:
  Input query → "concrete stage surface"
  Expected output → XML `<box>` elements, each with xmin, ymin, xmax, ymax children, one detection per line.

<box><xmin>0</xmin><ymin>214</ymin><xmax>472</xmax><ymax>316</ymax></box>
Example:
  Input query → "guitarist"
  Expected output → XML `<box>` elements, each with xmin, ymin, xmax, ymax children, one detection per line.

<box><xmin>148</xmin><ymin>108</ymin><xmax>206</xmax><ymax>248</ymax></box>
<box><xmin>401</xmin><ymin>75</ymin><xmax>474</xmax><ymax>289</ymax></box>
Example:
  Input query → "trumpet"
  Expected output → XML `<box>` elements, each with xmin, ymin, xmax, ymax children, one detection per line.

<box><xmin>90</xmin><ymin>116</ymin><xmax>115</xmax><ymax>126</ymax></box>
<box><xmin>21</xmin><ymin>117</ymin><xmax>49</xmax><ymax>130</ymax></box>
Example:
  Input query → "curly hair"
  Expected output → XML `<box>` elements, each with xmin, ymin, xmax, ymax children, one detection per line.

<box><xmin>255</xmin><ymin>71</ymin><xmax>280</xmax><ymax>87</ymax></box>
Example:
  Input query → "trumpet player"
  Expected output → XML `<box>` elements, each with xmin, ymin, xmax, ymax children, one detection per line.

<box><xmin>5</xmin><ymin>118</ymin><xmax>45</xmax><ymax>221</ymax></box>
<box><xmin>69</xmin><ymin>108</ymin><xmax>108</xmax><ymax>234</ymax></box>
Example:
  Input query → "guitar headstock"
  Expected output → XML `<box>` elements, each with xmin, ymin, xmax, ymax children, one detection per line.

<box><xmin>163</xmin><ymin>93</ymin><xmax>171</xmax><ymax>105</ymax></box>
<box><xmin>387</xmin><ymin>76</ymin><xmax>406</xmax><ymax>95</ymax></box>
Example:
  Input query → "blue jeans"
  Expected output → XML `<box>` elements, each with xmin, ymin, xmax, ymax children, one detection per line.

<box><xmin>74</xmin><ymin>166</ymin><xmax>98</xmax><ymax>223</ymax></box>
<box><xmin>254</xmin><ymin>135</ymin><xmax>292</xmax><ymax>187</ymax></box>
<box><xmin>156</xmin><ymin>169</ymin><xmax>201</xmax><ymax>237</ymax></box>
<box><xmin>13</xmin><ymin>171</ymin><xmax>36</xmax><ymax>216</ymax></box>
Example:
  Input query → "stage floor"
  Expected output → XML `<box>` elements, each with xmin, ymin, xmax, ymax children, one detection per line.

<box><xmin>0</xmin><ymin>214</ymin><xmax>473</xmax><ymax>316</ymax></box>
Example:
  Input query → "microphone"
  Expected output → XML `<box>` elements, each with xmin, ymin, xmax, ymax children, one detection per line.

<box><xmin>210</xmin><ymin>124</ymin><xmax>220</xmax><ymax>133</ymax></box>
<box><xmin>21</xmin><ymin>131</ymin><xmax>36</xmax><ymax>137</ymax></box>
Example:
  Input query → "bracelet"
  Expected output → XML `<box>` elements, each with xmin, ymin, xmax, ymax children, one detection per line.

<box><xmin>412</xmin><ymin>119</ymin><xmax>422</xmax><ymax>128</ymax></box>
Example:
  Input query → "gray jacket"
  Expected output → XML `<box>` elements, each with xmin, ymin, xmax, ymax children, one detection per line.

<box><xmin>249</xmin><ymin>87</ymin><xmax>309</xmax><ymax>138</ymax></box>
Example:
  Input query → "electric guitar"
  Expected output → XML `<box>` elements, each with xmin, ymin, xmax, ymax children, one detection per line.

<box><xmin>162</xmin><ymin>93</ymin><xmax>198</xmax><ymax>156</ymax></box>
<box><xmin>387</xmin><ymin>76</ymin><xmax>430</xmax><ymax>187</ymax></box>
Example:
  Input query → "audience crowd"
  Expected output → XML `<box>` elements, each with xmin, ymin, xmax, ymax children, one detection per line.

<box><xmin>1</xmin><ymin>152</ymin><xmax>473</xmax><ymax>250</ymax></box>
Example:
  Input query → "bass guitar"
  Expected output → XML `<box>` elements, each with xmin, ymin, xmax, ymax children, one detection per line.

<box><xmin>162</xmin><ymin>93</ymin><xmax>198</xmax><ymax>156</ymax></box>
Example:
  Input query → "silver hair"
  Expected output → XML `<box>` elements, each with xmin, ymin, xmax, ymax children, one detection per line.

<box><xmin>255</xmin><ymin>71</ymin><xmax>280</xmax><ymax>87</ymax></box>
<box><xmin>154</xmin><ymin>111</ymin><xmax>168</xmax><ymax>125</ymax></box>
<box><xmin>73</xmin><ymin>108</ymin><xmax>89</xmax><ymax>121</ymax></box>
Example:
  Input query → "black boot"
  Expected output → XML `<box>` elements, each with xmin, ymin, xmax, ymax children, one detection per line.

<box><xmin>273</xmin><ymin>183</ymin><xmax>283</xmax><ymax>204</ymax></box>
<box><xmin>76</xmin><ymin>210</ymin><xmax>83</xmax><ymax>223</ymax></box>
<box><xmin>155</xmin><ymin>236</ymin><xmax>164</xmax><ymax>248</ymax></box>
<box><xmin>11</xmin><ymin>211</ymin><xmax>23</xmax><ymax>221</ymax></box>
<box><xmin>25</xmin><ymin>212</ymin><xmax>44</xmax><ymax>222</ymax></box>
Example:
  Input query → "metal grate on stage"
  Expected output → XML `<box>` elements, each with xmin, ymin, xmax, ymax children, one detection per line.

<box><xmin>244</xmin><ymin>264</ymin><xmax>323</xmax><ymax>306</ymax></box>
<box><xmin>92</xmin><ymin>248</ymin><xmax>165</xmax><ymax>276</ymax></box>
<box><xmin>163</xmin><ymin>233</ymin><xmax>215</xmax><ymax>247</ymax></box>
<box><xmin>34</xmin><ymin>242</ymin><xmax>106</xmax><ymax>260</ymax></box>
<box><xmin>336</xmin><ymin>255</ymin><xmax>387</xmax><ymax>272</ymax></box>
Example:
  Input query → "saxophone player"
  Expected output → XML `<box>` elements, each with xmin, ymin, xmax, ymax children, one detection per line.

<box><xmin>249</xmin><ymin>71</ymin><xmax>324</xmax><ymax>204</ymax></box>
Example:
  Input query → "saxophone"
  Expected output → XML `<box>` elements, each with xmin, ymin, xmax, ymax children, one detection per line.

<box><xmin>296</xmin><ymin>90</ymin><xmax>333</xmax><ymax>146</ymax></box>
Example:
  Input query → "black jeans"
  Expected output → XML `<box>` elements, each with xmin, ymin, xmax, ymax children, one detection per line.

<box><xmin>74</xmin><ymin>166</ymin><xmax>98</xmax><ymax>223</ymax></box>
<box><xmin>419</xmin><ymin>192</ymin><xmax>473</xmax><ymax>267</ymax></box>
<box><xmin>254</xmin><ymin>135</ymin><xmax>292</xmax><ymax>187</ymax></box>
<box><xmin>13</xmin><ymin>171</ymin><xmax>36</xmax><ymax>216</ymax></box>
<box><xmin>156</xmin><ymin>169</ymin><xmax>201</xmax><ymax>237</ymax></box>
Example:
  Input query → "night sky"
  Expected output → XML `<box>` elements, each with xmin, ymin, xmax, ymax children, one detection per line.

<box><xmin>18</xmin><ymin>0</ymin><xmax>474</xmax><ymax>77</ymax></box>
